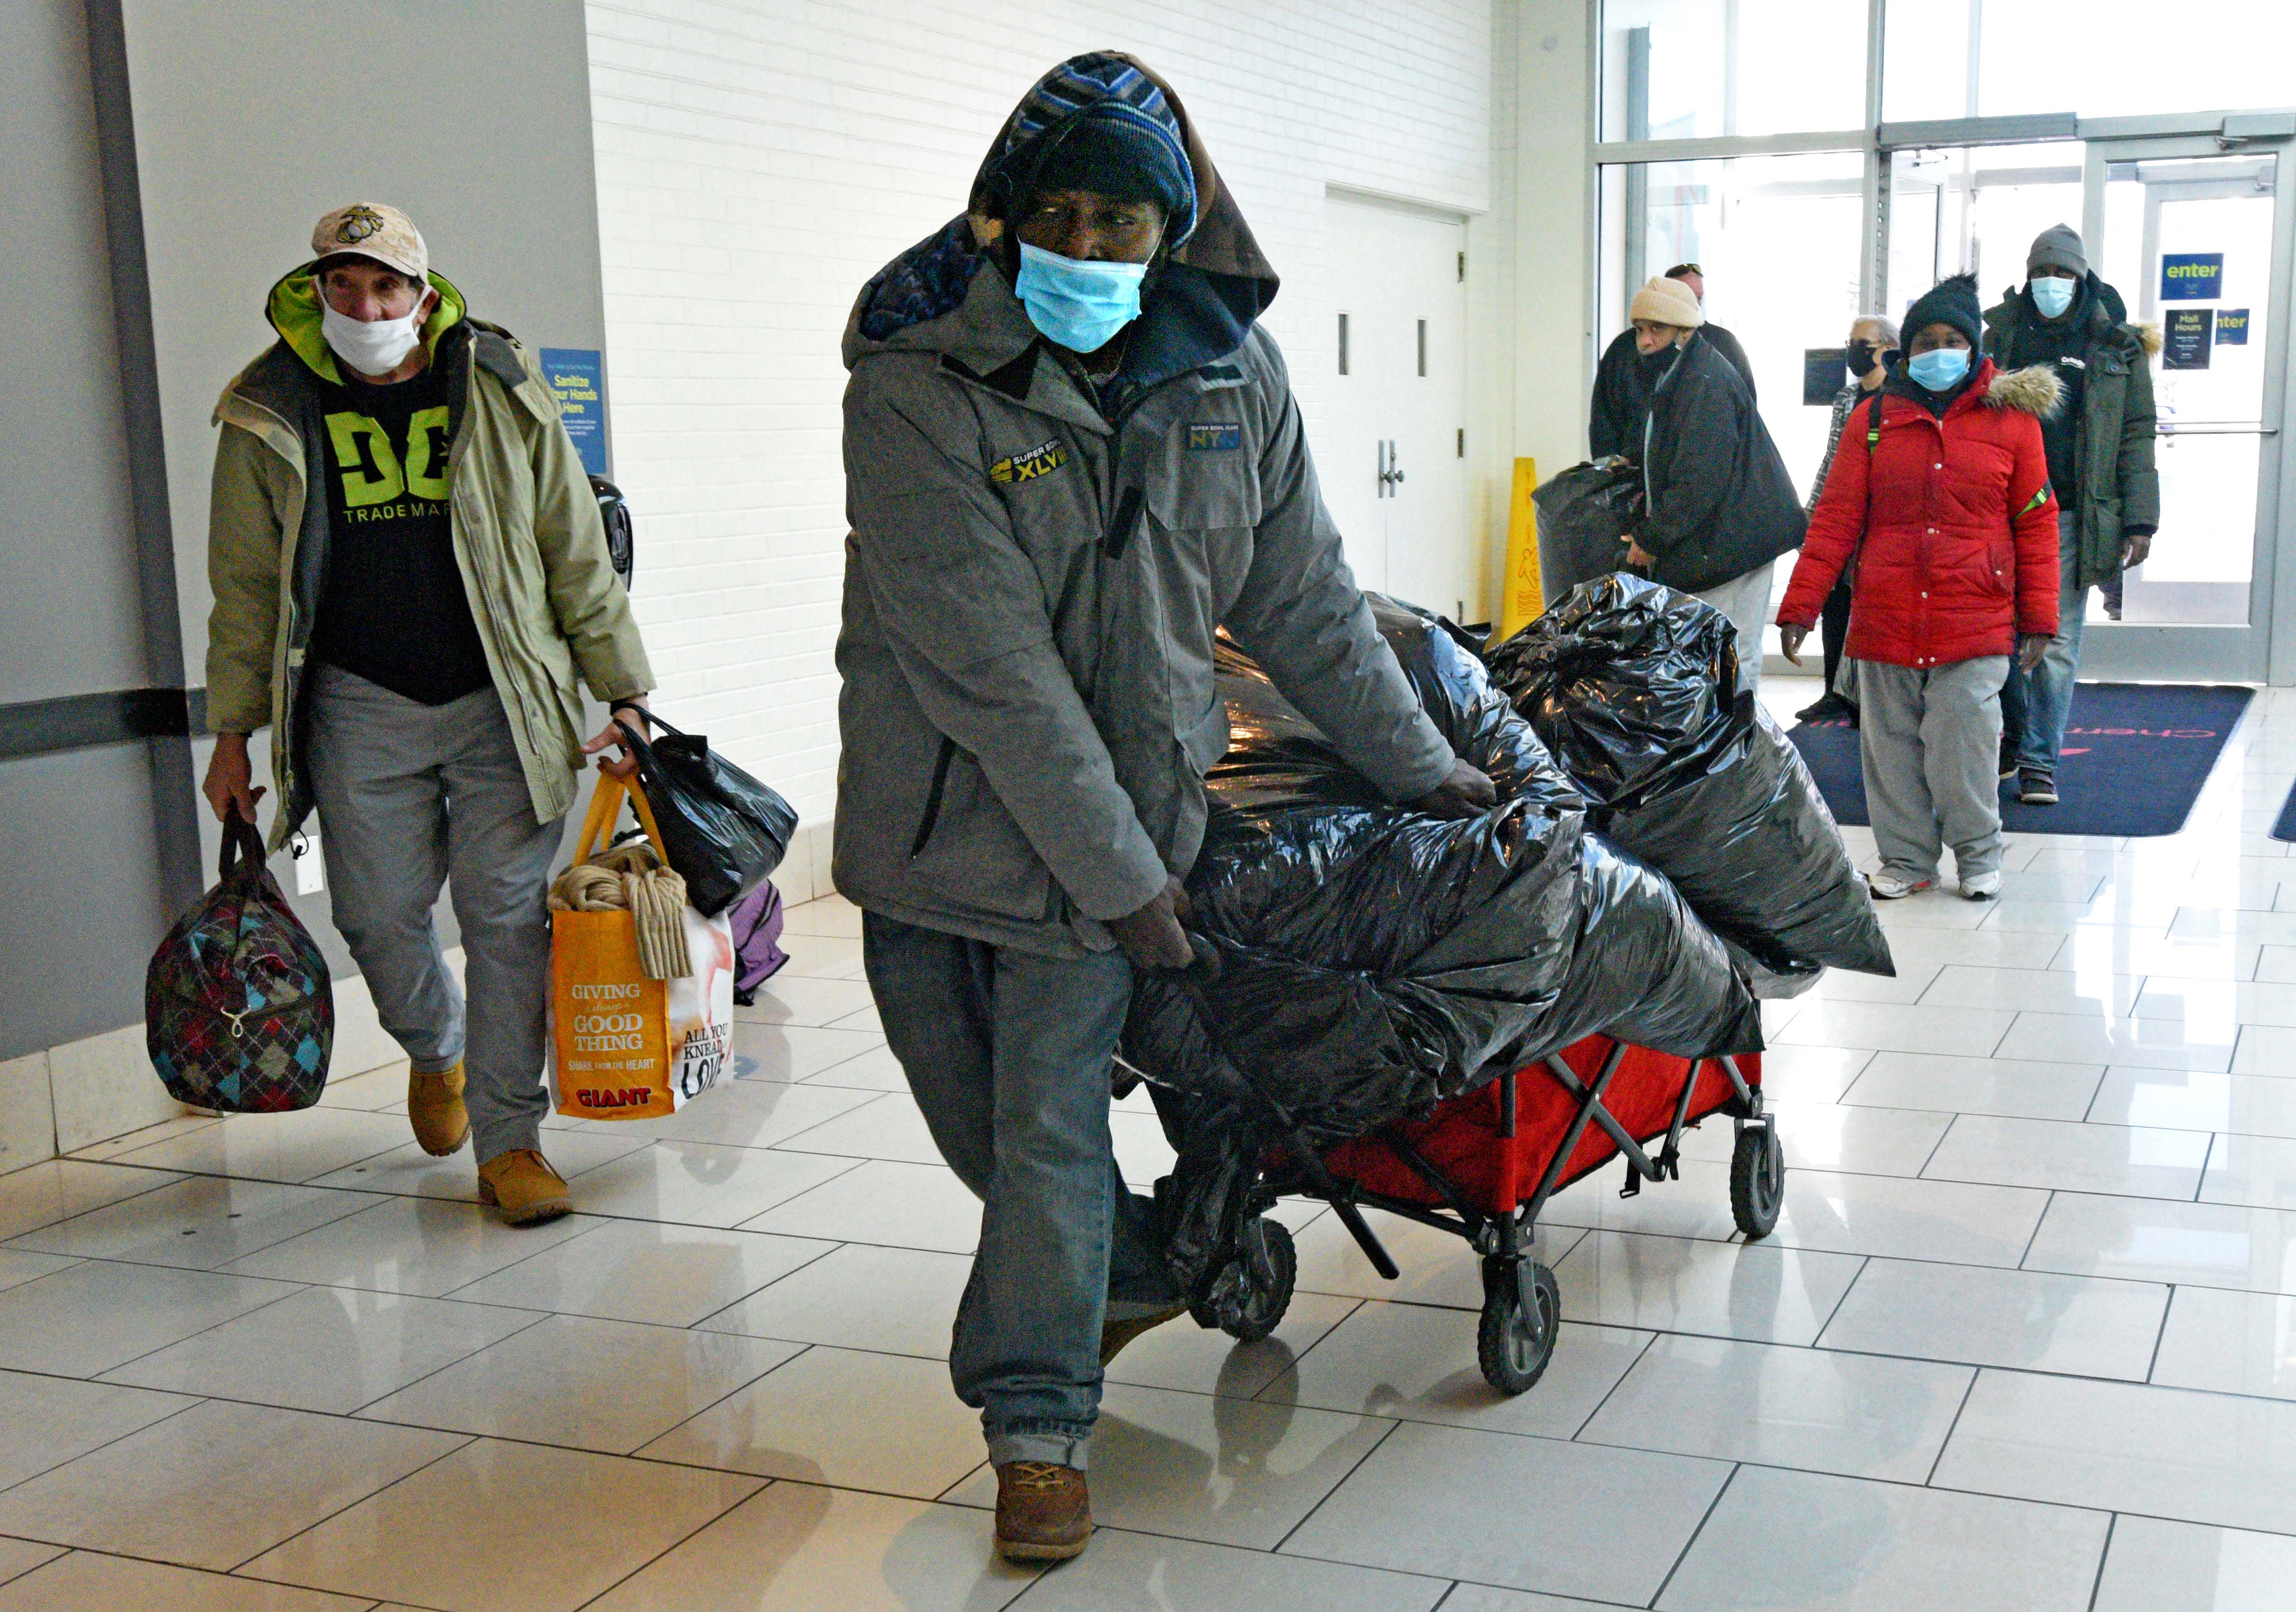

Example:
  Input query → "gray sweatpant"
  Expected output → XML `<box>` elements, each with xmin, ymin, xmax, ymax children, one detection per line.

<box><xmin>1695</xmin><ymin>563</ymin><xmax>1774</xmax><ymax>695</ymax></box>
<box><xmin>1854</xmin><ymin>655</ymin><xmax>2009</xmax><ymax>883</ymax></box>
<box><xmin>306</xmin><ymin>663</ymin><xmax>565</xmax><ymax>1162</ymax></box>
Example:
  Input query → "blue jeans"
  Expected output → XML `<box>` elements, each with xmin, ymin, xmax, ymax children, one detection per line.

<box><xmin>861</xmin><ymin>913</ymin><xmax>1177</xmax><ymax>1470</ymax></box>
<box><xmin>2000</xmin><ymin>511</ymin><xmax>2086</xmax><ymax>773</ymax></box>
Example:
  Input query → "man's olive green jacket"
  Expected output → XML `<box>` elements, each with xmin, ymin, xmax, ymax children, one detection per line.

<box><xmin>206</xmin><ymin>268</ymin><xmax>652</xmax><ymax>847</ymax></box>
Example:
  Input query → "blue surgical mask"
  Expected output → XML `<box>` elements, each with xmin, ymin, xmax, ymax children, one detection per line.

<box><xmin>2030</xmin><ymin>276</ymin><xmax>2077</xmax><ymax>318</ymax></box>
<box><xmin>1908</xmin><ymin>347</ymin><xmax>1970</xmax><ymax>391</ymax></box>
<box><xmin>1014</xmin><ymin>243</ymin><xmax>1148</xmax><ymax>354</ymax></box>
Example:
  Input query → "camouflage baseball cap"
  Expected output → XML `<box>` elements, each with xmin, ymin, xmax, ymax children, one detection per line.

<box><xmin>309</xmin><ymin>202</ymin><xmax>427</xmax><ymax>280</ymax></box>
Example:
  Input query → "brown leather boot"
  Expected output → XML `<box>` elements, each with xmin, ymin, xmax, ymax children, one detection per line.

<box><xmin>476</xmin><ymin>1149</ymin><xmax>572</xmax><ymax>1226</ymax></box>
<box><xmin>407</xmin><ymin>1062</ymin><xmax>469</xmax><ymax>1157</ymax></box>
<box><xmin>994</xmin><ymin>1461</ymin><xmax>1091</xmax><ymax>1562</ymax></box>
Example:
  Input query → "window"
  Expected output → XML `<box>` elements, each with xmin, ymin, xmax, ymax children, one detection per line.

<box><xmin>1599</xmin><ymin>0</ymin><xmax>1867</xmax><ymax>142</ymax></box>
<box><xmin>1598</xmin><ymin>150</ymin><xmax>1866</xmax><ymax>494</ymax></box>
<box><xmin>1884</xmin><ymin>142</ymin><xmax>2084</xmax><ymax>318</ymax></box>
<box><xmin>1883</xmin><ymin>0</ymin><xmax>2296</xmax><ymax>123</ymax></box>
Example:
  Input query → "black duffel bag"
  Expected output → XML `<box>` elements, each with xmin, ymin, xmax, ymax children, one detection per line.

<box><xmin>613</xmin><ymin>712</ymin><xmax>798</xmax><ymax>916</ymax></box>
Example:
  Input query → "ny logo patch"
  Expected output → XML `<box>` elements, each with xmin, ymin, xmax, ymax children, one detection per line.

<box><xmin>1186</xmin><ymin>422</ymin><xmax>1242</xmax><ymax>452</ymax></box>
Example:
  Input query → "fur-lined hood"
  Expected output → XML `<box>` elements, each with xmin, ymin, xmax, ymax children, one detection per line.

<box><xmin>1982</xmin><ymin>362</ymin><xmax>2065</xmax><ymax>418</ymax></box>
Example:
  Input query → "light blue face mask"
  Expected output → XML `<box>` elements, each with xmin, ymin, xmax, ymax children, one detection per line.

<box><xmin>1908</xmin><ymin>347</ymin><xmax>1971</xmax><ymax>391</ymax></box>
<box><xmin>2030</xmin><ymin>275</ymin><xmax>2077</xmax><ymax>318</ymax></box>
<box><xmin>1014</xmin><ymin>243</ymin><xmax>1149</xmax><ymax>354</ymax></box>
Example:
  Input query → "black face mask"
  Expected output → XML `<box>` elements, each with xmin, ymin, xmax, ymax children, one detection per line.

<box><xmin>1846</xmin><ymin>341</ymin><xmax>1885</xmax><ymax>378</ymax></box>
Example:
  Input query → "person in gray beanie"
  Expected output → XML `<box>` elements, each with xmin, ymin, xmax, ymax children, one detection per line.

<box><xmin>1984</xmin><ymin>224</ymin><xmax>2160</xmax><ymax>806</ymax></box>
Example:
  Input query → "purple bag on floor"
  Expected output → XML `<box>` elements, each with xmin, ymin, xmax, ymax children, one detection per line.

<box><xmin>727</xmin><ymin>882</ymin><xmax>788</xmax><ymax>1005</ymax></box>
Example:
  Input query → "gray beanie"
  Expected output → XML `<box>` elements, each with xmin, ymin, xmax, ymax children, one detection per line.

<box><xmin>2029</xmin><ymin>224</ymin><xmax>2088</xmax><ymax>278</ymax></box>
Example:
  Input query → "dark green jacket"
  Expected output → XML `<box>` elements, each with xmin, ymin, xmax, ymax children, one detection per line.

<box><xmin>1981</xmin><ymin>278</ymin><xmax>2162</xmax><ymax>589</ymax></box>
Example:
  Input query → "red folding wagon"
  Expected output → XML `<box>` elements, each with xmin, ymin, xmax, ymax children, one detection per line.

<box><xmin>1186</xmin><ymin>1036</ymin><xmax>1779</xmax><ymax>1394</ymax></box>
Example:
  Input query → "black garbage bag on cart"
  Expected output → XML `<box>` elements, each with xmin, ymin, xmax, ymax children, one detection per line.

<box><xmin>1532</xmin><ymin>459</ymin><xmax>1643</xmax><ymax>602</ymax></box>
<box><xmin>1124</xmin><ymin>621</ymin><xmax>1761</xmax><ymax>1294</ymax></box>
<box><xmin>1362</xmin><ymin>594</ymin><xmax>1584</xmax><ymax>813</ymax></box>
<box><xmin>1485</xmin><ymin>573</ymin><xmax>1894</xmax><ymax>983</ymax></box>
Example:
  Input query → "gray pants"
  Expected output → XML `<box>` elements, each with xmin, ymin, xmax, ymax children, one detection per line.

<box><xmin>861</xmin><ymin>912</ymin><xmax>1178</xmax><ymax>1471</ymax></box>
<box><xmin>1695</xmin><ymin>563</ymin><xmax>1774</xmax><ymax>695</ymax></box>
<box><xmin>306</xmin><ymin>663</ymin><xmax>564</xmax><ymax>1162</ymax></box>
<box><xmin>1854</xmin><ymin>655</ymin><xmax>2009</xmax><ymax>883</ymax></box>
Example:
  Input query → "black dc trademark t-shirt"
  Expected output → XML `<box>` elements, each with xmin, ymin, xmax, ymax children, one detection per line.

<box><xmin>309</xmin><ymin>361</ymin><xmax>494</xmax><ymax>706</ymax></box>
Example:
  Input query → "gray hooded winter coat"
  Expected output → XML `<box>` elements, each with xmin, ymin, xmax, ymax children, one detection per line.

<box><xmin>833</xmin><ymin>55</ymin><xmax>1454</xmax><ymax>957</ymax></box>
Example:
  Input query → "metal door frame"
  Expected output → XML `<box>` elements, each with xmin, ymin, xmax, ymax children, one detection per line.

<box><xmin>2070</xmin><ymin>133</ymin><xmax>2295</xmax><ymax>683</ymax></box>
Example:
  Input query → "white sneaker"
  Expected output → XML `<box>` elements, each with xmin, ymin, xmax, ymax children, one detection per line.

<box><xmin>1961</xmin><ymin>871</ymin><xmax>2003</xmax><ymax>901</ymax></box>
<box><xmin>1869</xmin><ymin>872</ymin><xmax>1937</xmax><ymax>900</ymax></box>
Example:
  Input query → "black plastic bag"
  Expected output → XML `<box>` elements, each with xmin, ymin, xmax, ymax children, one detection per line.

<box><xmin>1126</xmin><ymin>619</ymin><xmax>1761</xmax><ymax>1292</ymax></box>
<box><xmin>1486</xmin><ymin>573</ymin><xmax>1894</xmax><ymax>980</ymax></box>
<box><xmin>1365</xmin><ymin>595</ymin><xmax>1584</xmax><ymax>813</ymax></box>
<box><xmin>614</xmin><ymin>713</ymin><xmax>798</xmax><ymax>917</ymax></box>
<box><xmin>1532</xmin><ymin>460</ymin><xmax>1643</xmax><ymax>603</ymax></box>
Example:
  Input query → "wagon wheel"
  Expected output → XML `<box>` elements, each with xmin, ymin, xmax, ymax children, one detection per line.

<box><xmin>1730</xmin><ymin>1122</ymin><xmax>1785</xmax><ymax>1239</ymax></box>
<box><xmin>1477</xmin><ymin>1257</ymin><xmax>1559</xmax><ymax>1394</ymax></box>
<box><xmin>1193</xmin><ymin>1216</ymin><xmax>1297</xmax><ymax>1342</ymax></box>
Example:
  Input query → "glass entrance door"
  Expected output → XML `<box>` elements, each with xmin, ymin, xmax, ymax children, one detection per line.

<box><xmin>2078</xmin><ymin>136</ymin><xmax>2290</xmax><ymax>681</ymax></box>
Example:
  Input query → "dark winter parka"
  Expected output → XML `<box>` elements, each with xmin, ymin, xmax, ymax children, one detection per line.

<box><xmin>1634</xmin><ymin>332</ymin><xmax>1807</xmax><ymax>593</ymax></box>
<box><xmin>1778</xmin><ymin>358</ymin><xmax>2062</xmax><ymax>667</ymax></box>
<box><xmin>1981</xmin><ymin>275</ymin><xmax>2161</xmax><ymax>589</ymax></box>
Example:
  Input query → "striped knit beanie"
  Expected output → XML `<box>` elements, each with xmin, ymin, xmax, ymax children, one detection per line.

<box><xmin>976</xmin><ymin>53</ymin><xmax>1198</xmax><ymax>247</ymax></box>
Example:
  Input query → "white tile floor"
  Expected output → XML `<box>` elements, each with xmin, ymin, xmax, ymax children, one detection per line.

<box><xmin>0</xmin><ymin>674</ymin><xmax>2293</xmax><ymax>1608</ymax></box>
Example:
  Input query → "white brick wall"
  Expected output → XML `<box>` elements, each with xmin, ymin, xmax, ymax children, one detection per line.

<box><xmin>585</xmin><ymin>0</ymin><xmax>1495</xmax><ymax>825</ymax></box>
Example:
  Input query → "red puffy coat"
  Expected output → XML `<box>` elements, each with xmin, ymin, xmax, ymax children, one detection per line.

<box><xmin>1777</xmin><ymin>359</ymin><xmax>2061</xmax><ymax>668</ymax></box>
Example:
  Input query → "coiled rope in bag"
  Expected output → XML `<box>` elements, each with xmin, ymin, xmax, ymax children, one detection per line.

<box><xmin>549</xmin><ymin>843</ymin><xmax>693</xmax><ymax>980</ymax></box>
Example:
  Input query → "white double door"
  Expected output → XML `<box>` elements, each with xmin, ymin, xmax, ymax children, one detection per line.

<box><xmin>1317</xmin><ymin>194</ymin><xmax>1477</xmax><ymax>622</ymax></box>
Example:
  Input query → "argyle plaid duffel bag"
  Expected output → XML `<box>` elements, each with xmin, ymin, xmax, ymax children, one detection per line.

<box><xmin>145</xmin><ymin>808</ymin><xmax>333</xmax><ymax>1112</ymax></box>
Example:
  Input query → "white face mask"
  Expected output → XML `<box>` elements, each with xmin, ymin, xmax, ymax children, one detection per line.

<box><xmin>319</xmin><ymin>278</ymin><xmax>430</xmax><ymax>375</ymax></box>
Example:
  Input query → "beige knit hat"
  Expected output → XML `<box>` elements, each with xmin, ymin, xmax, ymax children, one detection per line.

<box><xmin>1628</xmin><ymin>275</ymin><xmax>1704</xmax><ymax>330</ymax></box>
<box><xmin>309</xmin><ymin>202</ymin><xmax>428</xmax><ymax>281</ymax></box>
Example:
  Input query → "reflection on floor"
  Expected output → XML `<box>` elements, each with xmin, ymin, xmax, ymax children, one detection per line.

<box><xmin>0</xmin><ymin>674</ymin><xmax>2293</xmax><ymax>1608</ymax></box>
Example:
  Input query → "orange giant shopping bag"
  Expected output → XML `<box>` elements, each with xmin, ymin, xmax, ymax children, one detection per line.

<box><xmin>548</xmin><ymin>774</ymin><xmax>736</xmax><ymax>1120</ymax></box>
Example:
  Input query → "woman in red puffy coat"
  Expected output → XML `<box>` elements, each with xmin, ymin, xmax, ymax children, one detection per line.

<box><xmin>1777</xmin><ymin>274</ymin><xmax>2059</xmax><ymax>902</ymax></box>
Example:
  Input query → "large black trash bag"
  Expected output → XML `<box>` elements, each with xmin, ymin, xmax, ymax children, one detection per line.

<box><xmin>1485</xmin><ymin>573</ymin><xmax>1894</xmax><ymax>979</ymax></box>
<box><xmin>1126</xmin><ymin>623</ymin><xmax>1761</xmax><ymax>1293</ymax></box>
<box><xmin>1533</xmin><ymin>459</ymin><xmax>1643</xmax><ymax>602</ymax></box>
<box><xmin>1365</xmin><ymin>595</ymin><xmax>1583</xmax><ymax>813</ymax></box>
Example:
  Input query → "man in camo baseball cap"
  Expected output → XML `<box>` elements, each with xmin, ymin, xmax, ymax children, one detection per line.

<box><xmin>309</xmin><ymin>201</ymin><xmax>427</xmax><ymax>282</ymax></box>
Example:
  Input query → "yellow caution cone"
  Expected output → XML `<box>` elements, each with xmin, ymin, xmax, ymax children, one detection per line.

<box><xmin>1495</xmin><ymin>456</ymin><xmax>1541</xmax><ymax>645</ymax></box>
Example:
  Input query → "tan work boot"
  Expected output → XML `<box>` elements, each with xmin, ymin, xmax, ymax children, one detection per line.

<box><xmin>477</xmin><ymin>1149</ymin><xmax>572</xmax><ymax>1226</ymax></box>
<box><xmin>406</xmin><ymin>1062</ymin><xmax>469</xmax><ymax>1156</ymax></box>
<box><xmin>994</xmin><ymin>1461</ymin><xmax>1091</xmax><ymax>1562</ymax></box>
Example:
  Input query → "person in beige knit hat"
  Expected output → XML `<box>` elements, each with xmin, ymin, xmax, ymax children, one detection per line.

<box><xmin>1617</xmin><ymin>274</ymin><xmax>1807</xmax><ymax>691</ymax></box>
<box><xmin>1590</xmin><ymin>263</ymin><xmax>1755</xmax><ymax>457</ymax></box>
<box><xmin>1629</xmin><ymin>272</ymin><xmax>1704</xmax><ymax>337</ymax></box>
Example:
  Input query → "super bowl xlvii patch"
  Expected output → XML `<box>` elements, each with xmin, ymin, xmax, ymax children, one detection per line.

<box><xmin>990</xmin><ymin>438</ymin><xmax>1068</xmax><ymax>484</ymax></box>
<box><xmin>1186</xmin><ymin>422</ymin><xmax>1242</xmax><ymax>452</ymax></box>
